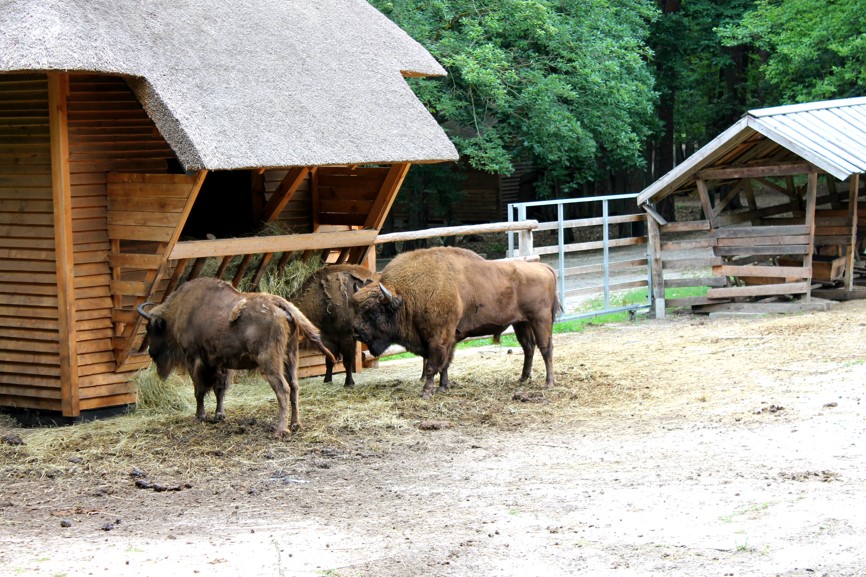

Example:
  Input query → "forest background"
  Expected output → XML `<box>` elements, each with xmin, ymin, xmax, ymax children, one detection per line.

<box><xmin>370</xmin><ymin>0</ymin><xmax>866</xmax><ymax>233</ymax></box>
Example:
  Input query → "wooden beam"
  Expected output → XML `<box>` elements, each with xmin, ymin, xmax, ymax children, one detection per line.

<box><xmin>48</xmin><ymin>71</ymin><xmax>79</xmax><ymax>417</ymax></box>
<box><xmin>364</xmin><ymin>163</ymin><xmax>410</xmax><ymax>231</ymax></box>
<box><xmin>696</xmin><ymin>179</ymin><xmax>717</xmax><ymax>229</ymax></box>
<box><xmin>804</xmin><ymin>171</ymin><xmax>818</xmax><ymax>300</ymax></box>
<box><xmin>696</xmin><ymin>162</ymin><xmax>818</xmax><ymax>181</ymax></box>
<box><xmin>645</xmin><ymin>213</ymin><xmax>665</xmax><ymax>318</ymax></box>
<box><xmin>262</xmin><ymin>167</ymin><xmax>310</xmax><ymax>222</ymax></box>
<box><xmin>707</xmin><ymin>281</ymin><xmax>810</xmax><ymax>299</ymax></box>
<box><xmin>170</xmin><ymin>229</ymin><xmax>380</xmax><ymax>260</ymax></box>
<box><xmin>348</xmin><ymin>163</ymin><xmax>411</xmax><ymax>263</ymax></box>
<box><xmin>712</xmin><ymin>180</ymin><xmax>744</xmax><ymax>217</ymax></box>
<box><xmin>713</xmin><ymin>264</ymin><xmax>809</xmax><ymax>278</ymax></box>
<box><xmin>713</xmin><ymin>225</ymin><xmax>810</xmax><ymax>238</ymax></box>
<box><xmin>845</xmin><ymin>174</ymin><xmax>860</xmax><ymax>290</ymax></box>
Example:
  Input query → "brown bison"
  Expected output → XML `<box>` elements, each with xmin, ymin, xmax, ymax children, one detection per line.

<box><xmin>352</xmin><ymin>247</ymin><xmax>561</xmax><ymax>398</ymax></box>
<box><xmin>136</xmin><ymin>277</ymin><xmax>336</xmax><ymax>436</ymax></box>
<box><xmin>291</xmin><ymin>264</ymin><xmax>376</xmax><ymax>387</ymax></box>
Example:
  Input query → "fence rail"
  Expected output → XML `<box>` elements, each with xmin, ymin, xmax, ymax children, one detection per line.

<box><xmin>508</xmin><ymin>193</ymin><xmax>652</xmax><ymax>321</ymax></box>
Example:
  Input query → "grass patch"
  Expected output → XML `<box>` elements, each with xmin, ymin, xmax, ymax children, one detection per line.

<box><xmin>386</xmin><ymin>286</ymin><xmax>705</xmax><ymax>361</ymax></box>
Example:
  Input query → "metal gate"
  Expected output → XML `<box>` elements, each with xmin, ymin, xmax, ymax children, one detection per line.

<box><xmin>507</xmin><ymin>193</ymin><xmax>652</xmax><ymax>321</ymax></box>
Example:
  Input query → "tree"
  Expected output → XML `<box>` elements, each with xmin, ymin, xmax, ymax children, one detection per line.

<box><xmin>372</xmin><ymin>0</ymin><xmax>659</xmax><ymax>232</ymax></box>
<box><xmin>718</xmin><ymin>0</ymin><xmax>866</xmax><ymax>103</ymax></box>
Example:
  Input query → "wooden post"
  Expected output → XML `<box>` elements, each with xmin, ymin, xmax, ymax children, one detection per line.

<box><xmin>845</xmin><ymin>174</ymin><xmax>860</xmax><ymax>291</ymax></box>
<box><xmin>517</xmin><ymin>228</ymin><xmax>533</xmax><ymax>257</ymax></box>
<box><xmin>696</xmin><ymin>179</ymin><xmax>717</xmax><ymax>229</ymax></box>
<box><xmin>645</xmin><ymin>214</ymin><xmax>665</xmax><ymax>319</ymax></box>
<box><xmin>48</xmin><ymin>72</ymin><xmax>79</xmax><ymax>417</ymax></box>
<box><xmin>803</xmin><ymin>171</ymin><xmax>818</xmax><ymax>301</ymax></box>
<box><xmin>349</xmin><ymin>163</ymin><xmax>411</xmax><ymax>263</ymax></box>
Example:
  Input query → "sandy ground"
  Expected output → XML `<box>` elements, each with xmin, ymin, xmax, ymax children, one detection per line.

<box><xmin>3</xmin><ymin>300</ymin><xmax>866</xmax><ymax>576</ymax></box>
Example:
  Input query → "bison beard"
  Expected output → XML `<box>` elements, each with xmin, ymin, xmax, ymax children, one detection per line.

<box><xmin>352</xmin><ymin>247</ymin><xmax>561</xmax><ymax>399</ymax></box>
<box><xmin>137</xmin><ymin>278</ymin><xmax>336</xmax><ymax>437</ymax></box>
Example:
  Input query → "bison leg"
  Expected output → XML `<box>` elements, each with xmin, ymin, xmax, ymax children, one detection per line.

<box><xmin>421</xmin><ymin>342</ymin><xmax>455</xmax><ymax>399</ymax></box>
<box><xmin>529</xmin><ymin>319</ymin><xmax>555</xmax><ymax>387</ymax></box>
<box><xmin>263</xmin><ymin>369</ymin><xmax>293</xmax><ymax>437</ymax></box>
<box><xmin>341</xmin><ymin>339</ymin><xmax>356</xmax><ymax>388</ymax></box>
<box><xmin>285</xmin><ymin>348</ymin><xmax>301</xmax><ymax>433</ymax></box>
<box><xmin>213</xmin><ymin>368</ymin><xmax>232</xmax><ymax>421</ymax></box>
<box><xmin>513</xmin><ymin>322</ymin><xmax>537</xmax><ymax>382</ymax></box>
<box><xmin>189</xmin><ymin>359</ymin><xmax>209</xmax><ymax>421</ymax></box>
<box><xmin>323</xmin><ymin>356</ymin><xmax>334</xmax><ymax>384</ymax></box>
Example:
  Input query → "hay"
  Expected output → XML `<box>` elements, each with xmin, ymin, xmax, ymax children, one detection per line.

<box><xmin>0</xmin><ymin>337</ymin><xmax>645</xmax><ymax>486</ymax></box>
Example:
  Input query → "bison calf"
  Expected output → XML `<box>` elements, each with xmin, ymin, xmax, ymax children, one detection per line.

<box><xmin>352</xmin><ymin>247</ymin><xmax>560</xmax><ymax>398</ymax></box>
<box><xmin>292</xmin><ymin>264</ymin><xmax>376</xmax><ymax>387</ymax></box>
<box><xmin>137</xmin><ymin>278</ymin><xmax>336</xmax><ymax>436</ymax></box>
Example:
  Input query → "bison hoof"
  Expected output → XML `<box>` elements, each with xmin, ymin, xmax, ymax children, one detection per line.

<box><xmin>323</xmin><ymin>376</ymin><xmax>333</xmax><ymax>383</ymax></box>
<box><xmin>214</xmin><ymin>413</ymin><xmax>226</xmax><ymax>422</ymax></box>
<box><xmin>344</xmin><ymin>381</ymin><xmax>355</xmax><ymax>388</ymax></box>
<box><xmin>291</xmin><ymin>422</ymin><xmax>301</xmax><ymax>434</ymax></box>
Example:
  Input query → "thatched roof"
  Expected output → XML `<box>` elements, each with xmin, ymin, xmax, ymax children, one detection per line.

<box><xmin>637</xmin><ymin>96</ymin><xmax>866</xmax><ymax>206</ymax></box>
<box><xmin>0</xmin><ymin>0</ymin><xmax>458</xmax><ymax>170</ymax></box>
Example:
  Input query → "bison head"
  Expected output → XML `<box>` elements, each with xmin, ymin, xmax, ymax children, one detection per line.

<box><xmin>137</xmin><ymin>302</ymin><xmax>181</xmax><ymax>380</ymax></box>
<box><xmin>351</xmin><ymin>282</ymin><xmax>402</xmax><ymax>357</ymax></box>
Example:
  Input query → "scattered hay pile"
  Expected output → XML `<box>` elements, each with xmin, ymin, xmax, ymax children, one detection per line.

<box><xmin>0</xmin><ymin>334</ymin><xmax>641</xmax><ymax>487</ymax></box>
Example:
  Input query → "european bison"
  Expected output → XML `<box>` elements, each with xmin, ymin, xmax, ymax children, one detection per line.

<box><xmin>352</xmin><ymin>247</ymin><xmax>560</xmax><ymax>398</ymax></box>
<box><xmin>136</xmin><ymin>277</ymin><xmax>336</xmax><ymax>436</ymax></box>
<box><xmin>292</xmin><ymin>264</ymin><xmax>376</xmax><ymax>387</ymax></box>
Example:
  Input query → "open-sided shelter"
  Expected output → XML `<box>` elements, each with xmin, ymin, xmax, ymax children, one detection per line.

<box><xmin>637</xmin><ymin>97</ymin><xmax>866</xmax><ymax>317</ymax></box>
<box><xmin>0</xmin><ymin>0</ymin><xmax>458</xmax><ymax>420</ymax></box>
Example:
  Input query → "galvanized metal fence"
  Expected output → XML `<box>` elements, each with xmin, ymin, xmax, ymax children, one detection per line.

<box><xmin>507</xmin><ymin>193</ymin><xmax>653</xmax><ymax>321</ymax></box>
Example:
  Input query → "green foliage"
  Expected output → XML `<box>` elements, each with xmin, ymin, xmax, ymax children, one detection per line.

<box><xmin>650</xmin><ymin>0</ymin><xmax>757</xmax><ymax>151</ymax></box>
<box><xmin>373</xmin><ymin>0</ymin><xmax>659</xmax><ymax>197</ymax></box>
<box><xmin>718</xmin><ymin>0</ymin><xmax>866</xmax><ymax>103</ymax></box>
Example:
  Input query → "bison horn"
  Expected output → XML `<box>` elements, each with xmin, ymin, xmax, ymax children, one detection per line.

<box><xmin>136</xmin><ymin>301</ymin><xmax>157</xmax><ymax>321</ymax></box>
<box><xmin>378</xmin><ymin>282</ymin><xmax>393</xmax><ymax>304</ymax></box>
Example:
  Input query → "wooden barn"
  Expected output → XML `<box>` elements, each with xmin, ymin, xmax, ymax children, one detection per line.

<box><xmin>0</xmin><ymin>0</ymin><xmax>458</xmax><ymax>421</ymax></box>
<box><xmin>638</xmin><ymin>97</ymin><xmax>866</xmax><ymax>317</ymax></box>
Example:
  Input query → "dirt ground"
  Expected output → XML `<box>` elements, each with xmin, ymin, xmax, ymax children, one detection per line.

<box><xmin>3</xmin><ymin>300</ymin><xmax>866</xmax><ymax>577</ymax></box>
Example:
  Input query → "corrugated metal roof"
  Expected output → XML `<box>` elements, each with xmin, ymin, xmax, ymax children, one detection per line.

<box><xmin>637</xmin><ymin>96</ymin><xmax>866</xmax><ymax>206</ymax></box>
<box><xmin>748</xmin><ymin>96</ymin><xmax>866</xmax><ymax>179</ymax></box>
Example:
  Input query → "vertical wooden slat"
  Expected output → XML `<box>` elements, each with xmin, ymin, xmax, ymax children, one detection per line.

<box><xmin>311</xmin><ymin>168</ymin><xmax>321</xmax><ymax>232</ymax></box>
<box><xmin>803</xmin><ymin>171</ymin><xmax>818</xmax><ymax>301</ymax></box>
<box><xmin>845</xmin><ymin>174</ymin><xmax>860</xmax><ymax>290</ymax></box>
<box><xmin>48</xmin><ymin>72</ymin><xmax>80</xmax><ymax>417</ymax></box>
<box><xmin>646</xmin><ymin>215</ymin><xmax>665</xmax><ymax>319</ymax></box>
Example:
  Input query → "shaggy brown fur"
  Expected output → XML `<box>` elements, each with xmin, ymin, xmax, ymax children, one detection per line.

<box><xmin>352</xmin><ymin>247</ymin><xmax>561</xmax><ymax>399</ymax></box>
<box><xmin>292</xmin><ymin>264</ymin><xmax>376</xmax><ymax>387</ymax></box>
<box><xmin>139</xmin><ymin>278</ymin><xmax>336</xmax><ymax>436</ymax></box>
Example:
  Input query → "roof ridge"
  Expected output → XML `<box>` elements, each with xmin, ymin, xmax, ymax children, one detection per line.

<box><xmin>749</xmin><ymin>96</ymin><xmax>866</xmax><ymax>118</ymax></box>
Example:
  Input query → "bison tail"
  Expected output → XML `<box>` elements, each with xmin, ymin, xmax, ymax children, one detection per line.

<box><xmin>277</xmin><ymin>300</ymin><xmax>338</xmax><ymax>364</ymax></box>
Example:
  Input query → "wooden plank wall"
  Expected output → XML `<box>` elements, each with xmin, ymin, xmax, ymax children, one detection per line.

<box><xmin>315</xmin><ymin>166</ymin><xmax>389</xmax><ymax>228</ymax></box>
<box><xmin>0</xmin><ymin>74</ymin><xmax>61</xmax><ymax>411</ymax></box>
<box><xmin>66</xmin><ymin>74</ymin><xmax>176</xmax><ymax>411</ymax></box>
<box><xmin>264</xmin><ymin>169</ymin><xmax>312</xmax><ymax>233</ymax></box>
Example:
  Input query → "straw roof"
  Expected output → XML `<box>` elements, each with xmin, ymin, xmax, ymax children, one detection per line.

<box><xmin>0</xmin><ymin>0</ymin><xmax>458</xmax><ymax>170</ymax></box>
